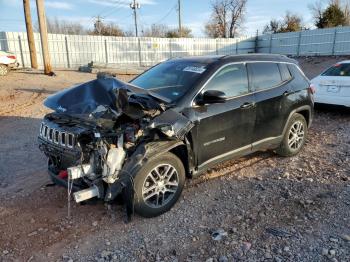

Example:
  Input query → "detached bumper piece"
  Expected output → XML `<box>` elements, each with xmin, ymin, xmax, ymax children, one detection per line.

<box><xmin>73</xmin><ymin>185</ymin><xmax>100</xmax><ymax>203</ymax></box>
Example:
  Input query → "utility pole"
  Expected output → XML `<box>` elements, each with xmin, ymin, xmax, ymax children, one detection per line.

<box><xmin>178</xmin><ymin>0</ymin><xmax>182</xmax><ymax>37</ymax></box>
<box><xmin>94</xmin><ymin>15</ymin><xmax>102</xmax><ymax>35</ymax></box>
<box><xmin>36</xmin><ymin>0</ymin><xmax>53</xmax><ymax>75</ymax></box>
<box><xmin>130</xmin><ymin>0</ymin><xmax>140</xmax><ymax>37</ymax></box>
<box><xmin>23</xmin><ymin>0</ymin><xmax>38</xmax><ymax>69</ymax></box>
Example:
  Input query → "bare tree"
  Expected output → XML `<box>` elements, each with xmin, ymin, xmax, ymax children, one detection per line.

<box><xmin>263</xmin><ymin>12</ymin><xmax>304</xmax><ymax>34</ymax></box>
<box><xmin>42</xmin><ymin>17</ymin><xmax>87</xmax><ymax>35</ymax></box>
<box><xmin>166</xmin><ymin>26</ymin><xmax>192</xmax><ymax>38</ymax></box>
<box><xmin>142</xmin><ymin>24</ymin><xmax>169</xmax><ymax>37</ymax></box>
<box><xmin>308</xmin><ymin>1</ymin><xmax>324</xmax><ymax>25</ymax></box>
<box><xmin>263</xmin><ymin>20</ymin><xmax>280</xmax><ymax>34</ymax></box>
<box><xmin>91</xmin><ymin>20</ymin><xmax>125</xmax><ymax>36</ymax></box>
<box><xmin>205</xmin><ymin>0</ymin><xmax>247</xmax><ymax>38</ymax></box>
<box><xmin>228</xmin><ymin>0</ymin><xmax>247</xmax><ymax>37</ymax></box>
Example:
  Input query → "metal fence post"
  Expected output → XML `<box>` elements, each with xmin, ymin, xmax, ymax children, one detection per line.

<box><xmin>332</xmin><ymin>28</ymin><xmax>337</xmax><ymax>55</ymax></box>
<box><xmin>296</xmin><ymin>31</ymin><xmax>302</xmax><ymax>56</ymax></box>
<box><xmin>104</xmin><ymin>39</ymin><xmax>108</xmax><ymax>64</ymax></box>
<box><xmin>18</xmin><ymin>35</ymin><xmax>25</xmax><ymax>68</ymax></box>
<box><xmin>137</xmin><ymin>37</ymin><xmax>142</xmax><ymax>67</ymax></box>
<box><xmin>236</xmin><ymin>39</ymin><xmax>238</xmax><ymax>54</ymax></box>
<box><xmin>269</xmin><ymin>34</ymin><xmax>273</xmax><ymax>53</ymax></box>
<box><xmin>216</xmin><ymin>38</ymin><xmax>219</xmax><ymax>55</ymax></box>
<box><xmin>169</xmin><ymin>38</ymin><xmax>172</xmax><ymax>58</ymax></box>
<box><xmin>65</xmin><ymin>36</ymin><xmax>70</xmax><ymax>68</ymax></box>
<box><xmin>255</xmin><ymin>31</ymin><xmax>259</xmax><ymax>53</ymax></box>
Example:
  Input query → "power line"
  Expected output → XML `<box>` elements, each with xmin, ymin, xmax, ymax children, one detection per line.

<box><xmin>154</xmin><ymin>4</ymin><xmax>177</xmax><ymax>25</ymax></box>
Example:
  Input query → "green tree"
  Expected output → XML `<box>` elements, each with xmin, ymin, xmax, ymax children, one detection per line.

<box><xmin>317</xmin><ymin>3</ymin><xmax>346</xmax><ymax>28</ymax></box>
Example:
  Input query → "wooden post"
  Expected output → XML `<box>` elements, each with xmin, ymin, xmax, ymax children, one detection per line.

<box><xmin>23</xmin><ymin>0</ymin><xmax>38</xmax><ymax>69</ymax></box>
<box><xmin>36</xmin><ymin>0</ymin><xmax>53</xmax><ymax>74</ymax></box>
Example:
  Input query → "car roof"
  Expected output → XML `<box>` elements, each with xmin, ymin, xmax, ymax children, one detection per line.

<box><xmin>169</xmin><ymin>53</ymin><xmax>297</xmax><ymax>65</ymax></box>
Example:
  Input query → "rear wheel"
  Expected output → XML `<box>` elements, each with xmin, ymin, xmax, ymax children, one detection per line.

<box><xmin>0</xmin><ymin>64</ymin><xmax>9</xmax><ymax>76</ymax></box>
<box><xmin>276</xmin><ymin>113</ymin><xmax>308</xmax><ymax>157</ymax></box>
<box><xmin>133</xmin><ymin>152</ymin><xmax>185</xmax><ymax>218</ymax></box>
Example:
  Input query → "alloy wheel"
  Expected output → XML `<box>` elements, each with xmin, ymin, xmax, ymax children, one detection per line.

<box><xmin>288</xmin><ymin>120</ymin><xmax>305</xmax><ymax>150</ymax></box>
<box><xmin>142</xmin><ymin>164</ymin><xmax>179</xmax><ymax>208</ymax></box>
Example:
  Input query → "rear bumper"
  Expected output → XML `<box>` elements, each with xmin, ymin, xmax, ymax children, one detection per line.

<box><xmin>314</xmin><ymin>94</ymin><xmax>350</xmax><ymax>107</ymax></box>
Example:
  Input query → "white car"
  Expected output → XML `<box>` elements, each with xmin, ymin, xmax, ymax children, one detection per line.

<box><xmin>311</xmin><ymin>61</ymin><xmax>350</xmax><ymax>107</ymax></box>
<box><xmin>0</xmin><ymin>50</ymin><xmax>19</xmax><ymax>76</ymax></box>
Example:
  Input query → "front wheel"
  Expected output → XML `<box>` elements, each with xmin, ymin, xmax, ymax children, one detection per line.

<box><xmin>133</xmin><ymin>152</ymin><xmax>185</xmax><ymax>218</ymax></box>
<box><xmin>276</xmin><ymin>113</ymin><xmax>308</xmax><ymax>157</ymax></box>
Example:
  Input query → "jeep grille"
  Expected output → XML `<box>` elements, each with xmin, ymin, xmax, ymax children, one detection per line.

<box><xmin>39</xmin><ymin>123</ymin><xmax>75</xmax><ymax>148</ymax></box>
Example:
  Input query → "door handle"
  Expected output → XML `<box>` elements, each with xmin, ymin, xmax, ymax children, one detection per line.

<box><xmin>240</xmin><ymin>102</ymin><xmax>255</xmax><ymax>109</ymax></box>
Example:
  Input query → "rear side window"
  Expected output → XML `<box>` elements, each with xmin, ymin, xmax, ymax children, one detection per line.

<box><xmin>279</xmin><ymin>63</ymin><xmax>292</xmax><ymax>82</ymax></box>
<box><xmin>204</xmin><ymin>63</ymin><xmax>249</xmax><ymax>97</ymax></box>
<box><xmin>248</xmin><ymin>63</ymin><xmax>282</xmax><ymax>91</ymax></box>
<box><xmin>321</xmin><ymin>63</ymin><xmax>350</xmax><ymax>76</ymax></box>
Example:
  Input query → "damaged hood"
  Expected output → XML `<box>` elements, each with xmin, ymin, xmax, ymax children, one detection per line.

<box><xmin>44</xmin><ymin>77</ymin><xmax>170</xmax><ymax>116</ymax></box>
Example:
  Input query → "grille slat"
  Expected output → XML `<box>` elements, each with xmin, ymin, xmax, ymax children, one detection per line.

<box><xmin>39</xmin><ymin>123</ymin><xmax>75</xmax><ymax>148</ymax></box>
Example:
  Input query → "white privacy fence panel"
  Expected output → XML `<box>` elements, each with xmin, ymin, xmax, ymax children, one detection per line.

<box><xmin>257</xmin><ymin>26</ymin><xmax>350</xmax><ymax>56</ymax></box>
<box><xmin>2</xmin><ymin>26</ymin><xmax>350</xmax><ymax>69</ymax></box>
<box><xmin>0</xmin><ymin>32</ymin><xmax>255</xmax><ymax>69</ymax></box>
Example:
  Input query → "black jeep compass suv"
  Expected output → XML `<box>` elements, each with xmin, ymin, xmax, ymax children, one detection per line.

<box><xmin>38</xmin><ymin>54</ymin><xmax>314</xmax><ymax>218</ymax></box>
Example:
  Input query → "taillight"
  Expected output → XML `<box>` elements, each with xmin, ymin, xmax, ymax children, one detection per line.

<box><xmin>6</xmin><ymin>55</ymin><xmax>16</xmax><ymax>59</ymax></box>
<box><xmin>309</xmin><ymin>83</ymin><xmax>316</xmax><ymax>94</ymax></box>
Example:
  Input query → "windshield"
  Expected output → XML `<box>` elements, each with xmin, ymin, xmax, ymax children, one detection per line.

<box><xmin>322</xmin><ymin>63</ymin><xmax>350</xmax><ymax>76</ymax></box>
<box><xmin>130</xmin><ymin>60</ymin><xmax>209</xmax><ymax>102</ymax></box>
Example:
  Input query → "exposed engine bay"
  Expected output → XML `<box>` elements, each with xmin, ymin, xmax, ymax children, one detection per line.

<box><xmin>38</xmin><ymin>75</ymin><xmax>194</xmax><ymax>220</ymax></box>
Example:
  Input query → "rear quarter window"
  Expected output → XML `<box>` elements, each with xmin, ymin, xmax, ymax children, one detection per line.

<box><xmin>248</xmin><ymin>62</ymin><xmax>282</xmax><ymax>91</ymax></box>
<box><xmin>287</xmin><ymin>64</ymin><xmax>309</xmax><ymax>89</ymax></box>
<box><xmin>279</xmin><ymin>63</ymin><xmax>293</xmax><ymax>82</ymax></box>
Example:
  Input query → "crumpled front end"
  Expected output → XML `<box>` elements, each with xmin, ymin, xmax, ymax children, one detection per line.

<box><xmin>38</xmin><ymin>76</ymin><xmax>193</xmax><ymax>219</ymax></box>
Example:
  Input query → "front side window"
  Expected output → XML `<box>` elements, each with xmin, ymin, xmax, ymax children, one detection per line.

<box><xmin>248</xmin><ymin>63</ymin><xmax>282</xmax><ymax>91</ymax></box>
<box><xmin>203</xmin><ymin>64</ymin><xmax>249</xmax><ymax>97</ymax></box>
<box><xmin>321</xmin><ymin>63</ymin><xmax>350</xmax><ymax>76</ymax></box>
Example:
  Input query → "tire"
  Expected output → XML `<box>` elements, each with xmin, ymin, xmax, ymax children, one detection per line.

<box><xmin>133</xmin><ymin>152</ymin><xmax>185</xmax><ymax>218</ymax></box>
<box><xmin>276</xmin><ymin>113</ymin><xmax>308</xmax><ymax>157</ymax></box>
<box><xmin>0</xmin><ymin>64</ymin><xmax>9</xmax><ymax>76</ymax></box>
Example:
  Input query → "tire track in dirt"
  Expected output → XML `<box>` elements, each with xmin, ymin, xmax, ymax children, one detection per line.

<box><xmin>0</xmin><ymin>91</ymin><xmax>44</xmax><ymax>116</ymax></box>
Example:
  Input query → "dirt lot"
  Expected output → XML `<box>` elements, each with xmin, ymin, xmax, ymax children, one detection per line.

<box><xmin>0</xmin><ymin>57</ymin><xmax>349</xmax><ymax>262</ymax></box>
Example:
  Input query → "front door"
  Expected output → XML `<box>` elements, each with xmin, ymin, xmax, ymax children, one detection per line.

<box><xmin>190</xmin><ymin>63</ymin><xmax>256</xmax><ymax>168</ymax></box>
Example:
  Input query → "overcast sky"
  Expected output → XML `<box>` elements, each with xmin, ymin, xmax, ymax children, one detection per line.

<box><xmin>0</xmin><ymin>0</ymin><xmax>318</xmax><ymax>36</ymax></box>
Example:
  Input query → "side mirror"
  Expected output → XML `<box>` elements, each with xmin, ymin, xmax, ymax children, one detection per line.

<box><xmin>198</xmin><ymin>90</ymin><xmax>227</xmax><ymax>105</ymax></box>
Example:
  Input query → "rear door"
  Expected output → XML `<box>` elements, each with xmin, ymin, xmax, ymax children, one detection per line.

<box><xmin>191</xmin><ymin>63</ymin><xmax>256</xmax><ymax>167</ymax></box>
<box><xmin>248</xmin><ymin>62</ymin><xmax>293</xmax><ymax>146</ymax></box>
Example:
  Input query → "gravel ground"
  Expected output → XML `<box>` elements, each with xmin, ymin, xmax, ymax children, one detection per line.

<box><xmin>0</xmin><ymin>57</ymin><xmax>349</xmax><ymax>262</ymax></box>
